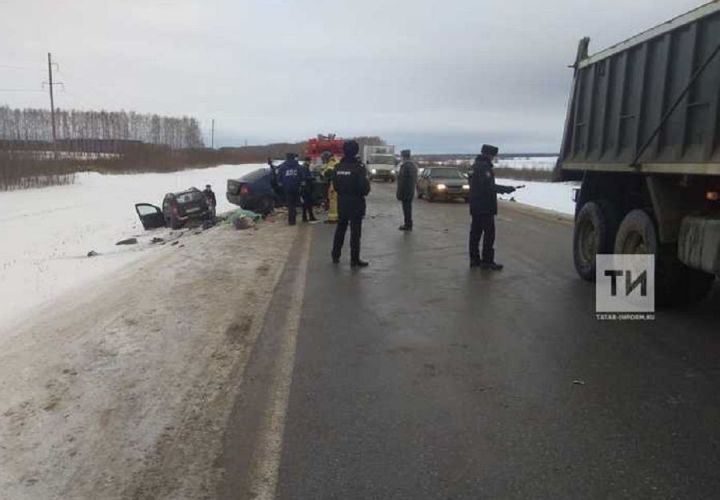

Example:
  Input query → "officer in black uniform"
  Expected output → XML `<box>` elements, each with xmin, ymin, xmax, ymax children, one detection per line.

<box><xmin>331</xmin><ymin>140</ymin><xmax>371</xmax><ymax>267</ymax></box>
<box><xmin>300</xmin><ymin>157</ymin><xmax>317</xmax><ymax>222</ymax></box>
<box><xmin>203</xmin><ymin>184</ymin><xmax>217</xmax><ymax>218</ymax></box>
<box><xmin>468</xmin><ymin>144</ymin><xmax>516</xmax><ymax>270</ymax></box>
<box><xmin>396</xmin><ymin>149</ymin><xmax>419</xmax><ymax>231</ymax></box>
<box><xmin>277</xmin><ymin>153</ymin><xmax>305</xmax><ymax>225</ymax></box>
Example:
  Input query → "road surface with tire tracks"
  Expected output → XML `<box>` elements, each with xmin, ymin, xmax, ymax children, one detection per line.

<box><xmin>218</xmin><ymin>182</ymin><xmax>720</xmax><ymax>499</ymax></box>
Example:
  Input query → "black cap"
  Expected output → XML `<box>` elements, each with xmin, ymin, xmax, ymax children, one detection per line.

<box><xmin>481</xmin><ymin>144</ymin><xmax>499</xmax><ymax>157</ymax></box>
<box><xmin>286</xmin><ymin>152</ymin><xmax>295</xmax><ymax>160</ymax></box>
<box><xmin>401</xmin><ymin>149</ymin><xmax>411</xmax><ymax>159</ymax></box>
<box><xmin>343</xmin><ymin>140</ymin><xmax>360</xmax><ymax>157</ymax></box>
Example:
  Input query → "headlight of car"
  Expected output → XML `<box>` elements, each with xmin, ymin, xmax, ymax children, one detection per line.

<box><xmin>436</xmin><ymin>184</ymin><xmax>447</xmax><ymax>190</ymax></box>
<box><xmin>371</xmin><ymin>169</ymin><xmax>377</xmax><ymax>174</ymax></box>
<box><xmin>462</xmin><ymin>184</ymin><xmax>470</xmax><ymax>190</ymax></box>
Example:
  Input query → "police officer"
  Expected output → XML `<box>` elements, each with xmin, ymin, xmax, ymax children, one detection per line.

<box><xmin>396</xmin><ymin>149</ymin><xmax>418</xmax><ymax>231</ymax></box>
<box><xmin>203</xmin><ymin>184</ymin><xmax>217</xmax><ymax>218</ymax></box>
<box><xmin>300</xmin><ymin>157</ymin><xmax>317</xmax><ymax>222</ymax></box>
<box><xmin>331</xmin><ymin>140</ymin><xmax>371</xmax><ymax>267</ymax></box>
<box><xmin>277</xmin><ymin>153</ymin><xmax>305</xmax><ymax>225</ymax></box>
<box><xmin>468</xmin><ymin>144</ymin><xmax>516</xmax><ymax>270</ymax></box>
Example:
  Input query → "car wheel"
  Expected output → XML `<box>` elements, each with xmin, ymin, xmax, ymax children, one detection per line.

<box><xmin>257</xmin><ymin>195</ymin><xmax>275</xmax><ymax>216</ymax></box>
<box><xmin>614</xmin><ymin>209</ymin><xmax>714</xmax><ymax>306</ymax></box>
<box><xmin>573</xmin><ymin>200</ymin><xmax>620</xmax><ymax>281</ymax></box>
<box><xmin>170</xmin><ymin>214</ymin><xmax>182</xmax><ymax>230</ymax></box>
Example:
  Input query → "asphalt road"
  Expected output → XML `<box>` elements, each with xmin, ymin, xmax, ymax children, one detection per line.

<box><xmin>219</xmin><ymin>183</ymin><xmax>720</xmax><ymax>499</ymax></box>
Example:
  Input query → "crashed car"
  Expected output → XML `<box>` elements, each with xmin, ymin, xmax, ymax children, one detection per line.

<box><xmin>226</xmin><ymin>167</ymin><xmax>327</xmax><ymax>215</ymax></box>
<box><xmin>136</xmin><ymin>187</ymin><xmax>213</xmax><ymax>230</ymax></box>
<box><xmin>416</xmin><ymin>167</ymin><xmax>470</xmax><ymax>202</ymax></box>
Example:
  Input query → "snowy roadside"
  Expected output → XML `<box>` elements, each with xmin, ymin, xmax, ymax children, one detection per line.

<box><xmin>0</xmin><ymin>218</ymin><xmax>298</xmax><ymax>499</ymax></box>
<box><xmin>0</xmin><ymin>163</ymin><xmax>263</xmax><ymax>331</ymax></box>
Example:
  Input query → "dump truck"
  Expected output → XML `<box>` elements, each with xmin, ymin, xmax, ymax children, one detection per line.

<box><xmin>556</xmin><ymin>1</ymin><xmax>720</xmax><ymax>305</ymax></box>
<box><xmin>363</xmin><ymin>145</ymin><xmax>397</xmax><ymax>182</ymax></box>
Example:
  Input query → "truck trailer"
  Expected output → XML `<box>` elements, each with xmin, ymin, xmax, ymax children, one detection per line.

<box><xmin>556</xmin><ymin>1</ymin><xmax>720</xmax><ymax>305</ymax></box>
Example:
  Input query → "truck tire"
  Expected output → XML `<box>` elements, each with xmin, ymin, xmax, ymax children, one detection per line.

<box><xmin>614</xmin><ymin>209</ymin><xmax>714</xmax><ymax>306</ymax></box>
<box><xmin>573</xmin><ymin>200</ymin><xmax>619</xmax><ymax>281</ymax></box>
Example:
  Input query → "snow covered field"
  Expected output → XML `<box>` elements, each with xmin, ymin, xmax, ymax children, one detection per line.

<box><xmin>0</xmin><ymin>163</ymin><xmax>263</xmax><ymax>331</ymax></box>
<box><xmin>496</xmin><ymin>177</ymin><xmax>577</xmax><ymax>215</ymax></box>
<box><xmin>496</xmin><ymin>156</ymin><xmax>558</xmax><ymax>170</ymax></box>
<box><xmin>0</xmin><ymin>162</ymin><xmax>577</xmax><ymax>331</ymax></box>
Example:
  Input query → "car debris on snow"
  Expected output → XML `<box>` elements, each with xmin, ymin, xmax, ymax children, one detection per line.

<box><xmin>116</xmin><ymin>238</ymin><xmax>138</xmax><ymax>246</ymax></box>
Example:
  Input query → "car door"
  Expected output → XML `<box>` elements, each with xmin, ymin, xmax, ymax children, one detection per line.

<box><xmin>135</xmin><ymin>203</ymin><xmax>166</xmax><ymax>230</ymax></box>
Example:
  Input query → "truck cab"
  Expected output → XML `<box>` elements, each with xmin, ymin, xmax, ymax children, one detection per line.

<box><xmin>363</xmin><ymin>145</ymin><xmax>397</xmax><ymax>182</ymax></box>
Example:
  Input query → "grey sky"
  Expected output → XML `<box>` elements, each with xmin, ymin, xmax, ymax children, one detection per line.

<box><xmin>0</xmin><ymin>0</ymin><xmax>705</xmax><ymax>152</ymax></box>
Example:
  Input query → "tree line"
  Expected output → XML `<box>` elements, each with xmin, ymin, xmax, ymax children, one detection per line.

<box><xmin>0</xmin><ymin>106</ymin><xmax>204</xmax><ymax>149</ymax></box>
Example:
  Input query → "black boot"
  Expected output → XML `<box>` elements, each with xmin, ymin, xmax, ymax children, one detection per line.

<box><xmin>398</xmin><ymin>225</ymin><xmax>412</xmax><ymax>231</ymax></box>
<box><xmin>481</xmin><ymin>261</ymin><xmax>504</xmax><ymax>271</ymax></box>
<box><xmin>351</xmin><ymin>259</ymin><xmax>369</xmax><ymax>268</ymax></box>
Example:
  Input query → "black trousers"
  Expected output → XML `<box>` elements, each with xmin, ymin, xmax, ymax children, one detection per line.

<box><xmin>401</xmin><ymin>199</ymin><xmax>413</xmax><ymax>228</ymax></box>
<box><xmin>469</xmin><ymin>214</ymin><xmax>496</xmax><ymax>263</ymax></box>
<box><xmin>332</xmin><ymin>216</ymin><xmax>362</xmax><ymax>262</ymax></box>
<box><xmin>286</xmin><ymin>191</ymin><xmax>300</xmax><ymax>225</ymax></box>
<box><xmin>302</xmin><ymin>189</ymin><xmax>315</xmax><ymax>221</ymax></box>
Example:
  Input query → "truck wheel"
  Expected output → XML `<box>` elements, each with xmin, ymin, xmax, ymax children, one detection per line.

<box><xmin>573</xmin><ymin>200</ymin><xmax>619</xmax><ymax>281</ymax></box>
<box><xmin>614</xmin><ymin>209</ymin><xmax>714</xmax><ymax>306</ymax></box>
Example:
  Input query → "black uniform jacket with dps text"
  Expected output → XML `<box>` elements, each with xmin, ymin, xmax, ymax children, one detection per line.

<box><xmin>332</xmin><ymin>157</ymin><xmax>371</xmax><ymax>219</ymax></box>
<box><xmin>469</xmin><ymin>155</ymin><xmax>515</xmax><ymax>216</ymax></box>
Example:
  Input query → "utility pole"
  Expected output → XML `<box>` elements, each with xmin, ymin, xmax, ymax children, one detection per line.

<box><xmin>211</xmin><ymin>119</ymin><xmax>215</xmax><ymax>149</ymax></box>
<box><xmin>47</xmin><ymin>53</ymin><xmax>57</xmax><ymax>147</ymax></box>
<box><xmin>43</xmin><ymin>53</ymin><xmax>63</xmax><ymax>158</ymax></box>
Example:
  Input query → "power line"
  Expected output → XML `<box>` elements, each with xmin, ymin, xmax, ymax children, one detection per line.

<box><xmin>0</xmin><ymin>63</ymin><xmax>37</xmax><ymax>71</ymax></box>
<box><xmin>0</xmin><ymin>88</ymin><xmax>44</xmax><ymax>92</ymax></box>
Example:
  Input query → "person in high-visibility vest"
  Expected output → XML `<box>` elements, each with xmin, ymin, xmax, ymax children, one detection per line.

<box><xmin>322</xmin><ymin>152</ymin><xmax>339</xmax><ymax>223</ymax></box>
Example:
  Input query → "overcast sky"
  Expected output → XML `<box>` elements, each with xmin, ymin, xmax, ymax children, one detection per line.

<box><xmin>0</xmin><ymin>0</ymin><xmax>706</xmax><ymax>152</ymax></box>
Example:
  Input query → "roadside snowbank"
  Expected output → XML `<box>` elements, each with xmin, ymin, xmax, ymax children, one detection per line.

<box><xmin>0</xmin><ymin>163</ymin><xmax>263</xmax><ymax>331</ymax></box>
<box><xmin>0</xmin><ymin>222</ymin><xmax>296</xmax><ymax>499</ymax></box>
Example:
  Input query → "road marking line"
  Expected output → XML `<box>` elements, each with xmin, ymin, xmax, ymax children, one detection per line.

<box><xmin>247</xmin><ymin>228</ymin><xmax>312</xmax><ymax>500</ymax></box>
